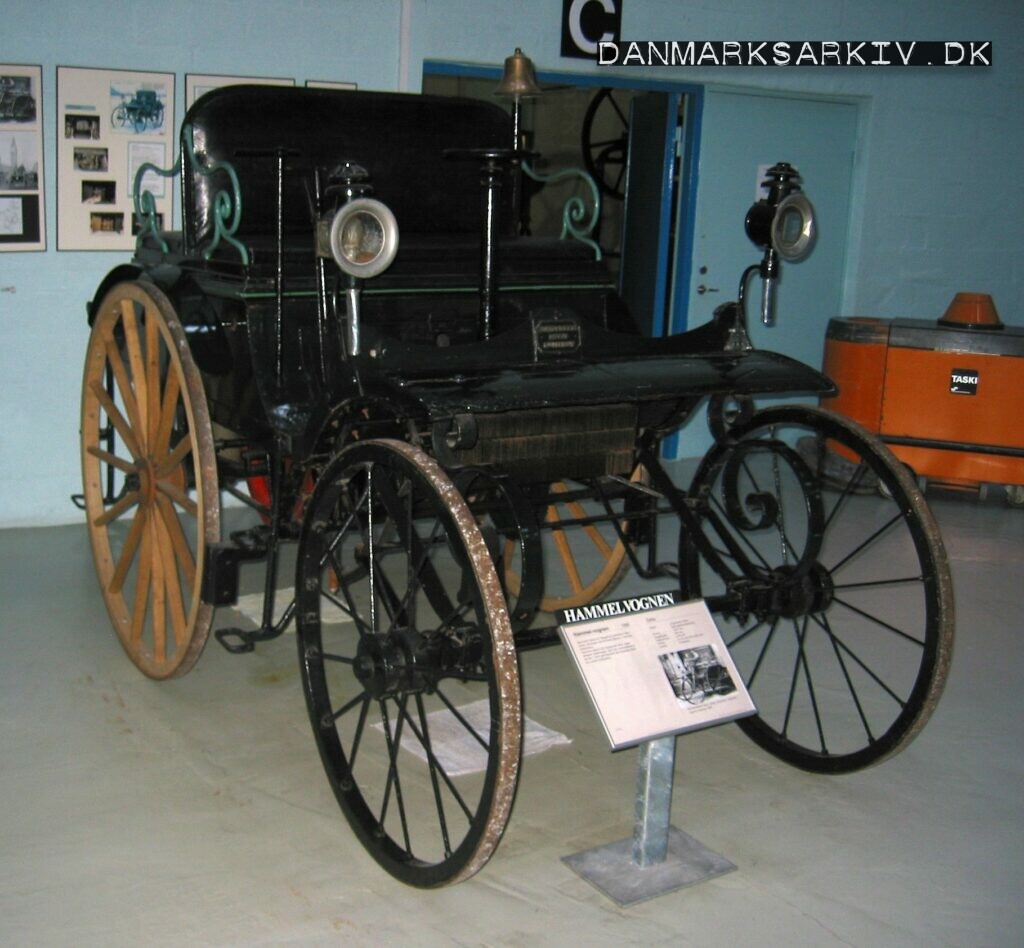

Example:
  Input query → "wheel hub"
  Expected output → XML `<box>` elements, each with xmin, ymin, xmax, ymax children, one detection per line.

<box><xmin>770</xmin><ymin>562</ymin><xmax>835</xmax><ymax>619</ymax></box>
<box><xmin>135</xmin><ymin>455</ymin><xmax>186</xmax><ymax>506</ymax></box>
<box><xmin>137</xmin><ymin>460</ymin><xmax>156</xmax><ymax>504</ymax></box>
<box><xmin>353</xmin><ymin>631</ymin><xmax>430</xmax><ymax>699</ymax></box>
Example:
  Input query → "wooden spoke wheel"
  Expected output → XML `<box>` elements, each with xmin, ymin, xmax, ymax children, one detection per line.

<box><xmin>681</xmin><ymin>406</ymin><xmax>954</xmax><ymax>773</ymax></box>
<box><xmin>295</xmin><ymin>440</ymin><xmax>522</xmax><ymax>887</ymax></box>
<box><xmin>81</xmin><ymin>281</ymin><xmax>219</xmax><ymax>679</ymax></box>
<box><xmin>507</xmin><ymin>467</ymin><xmax>645</xmax><ymax>613</ymax></box>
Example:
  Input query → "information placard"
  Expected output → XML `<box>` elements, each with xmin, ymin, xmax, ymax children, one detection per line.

<box><xmin>559</xmin><ymin>592</ymin><xmax>756</xmax><ymax>750</ymax></box>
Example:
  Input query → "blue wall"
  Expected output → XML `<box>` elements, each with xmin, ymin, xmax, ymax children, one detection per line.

<box><xmin>2</xmin><ymin>0</ymin><xmax>1021</xmax><ymax>525</ymax></box>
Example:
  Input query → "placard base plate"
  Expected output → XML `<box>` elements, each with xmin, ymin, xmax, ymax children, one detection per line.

<box><xmin>562</xmin><ymin>826</ymin><xmax>736</xmax><ymax>906</ymax></box>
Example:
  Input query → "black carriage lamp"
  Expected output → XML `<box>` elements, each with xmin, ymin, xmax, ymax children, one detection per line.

<box><xmin>743</xmin><ymin>162</ymin><xmax>816</xmax><ymax>326</ymax></box>
<box><xmin>317</xmin><ymin>162</ymin><xmax>400</xmax><ymax>357</ymax></box>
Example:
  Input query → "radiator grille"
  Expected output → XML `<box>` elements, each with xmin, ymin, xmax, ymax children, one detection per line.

<box><xmin>448</xmin><ymin>403</ymin><xmax>637</xmax><ymax>481</ymax></box>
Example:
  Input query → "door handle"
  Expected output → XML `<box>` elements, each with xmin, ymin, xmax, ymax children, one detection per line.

<box><xmin>697</xmin><ymin>284</ymin><xmax>719</xmax><ymax>295</ymax></box>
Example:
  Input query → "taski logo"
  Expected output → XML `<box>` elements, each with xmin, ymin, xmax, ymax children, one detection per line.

<box><xmin>561</xmin><ymin>0</ymin><xmax>622</xmax><ymax>60</ymax></box>
<box><xmin>950</xmin><ymin>368</ymin><xmax>979</xmax><ymax>395</ymax></box>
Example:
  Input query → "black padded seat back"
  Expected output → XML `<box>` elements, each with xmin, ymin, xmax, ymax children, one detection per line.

<box><xmin>182</xmin><ymin>85</ymin><xmax>512</xmax><ymax>250</ymax></box>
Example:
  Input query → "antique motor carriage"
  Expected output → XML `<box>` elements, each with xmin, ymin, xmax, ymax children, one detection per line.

<box><xmin>80</xmin><ymin>84</ymin><xmax>953</xmax><ymax>887</ymax></box>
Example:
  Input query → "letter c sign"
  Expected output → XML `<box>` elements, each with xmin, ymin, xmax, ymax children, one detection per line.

<box><xmin>561</xmin><ymin>0</ymin><xmax>622</xmax><ymax>59</ymax></box>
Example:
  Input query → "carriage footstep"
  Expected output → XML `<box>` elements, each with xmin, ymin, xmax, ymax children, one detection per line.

<box><xmin>214</xmin><ymin>627</ymin><xmax>258</xmax><ymax>654</ymax></box>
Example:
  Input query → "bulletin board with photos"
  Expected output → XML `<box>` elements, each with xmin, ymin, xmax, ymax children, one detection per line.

<box><xmin>0</xmin><ymin>63</ymin><xmax>46</xmax><ymax>252</ymax></box>
<box><xmin>56</xmin><ymin>66</ymin><xmax>175</xmax><ymax>251</ymax></box>
<box><xmin>185</xmin><ymin>73</ymin><xmax>294</xmax><ymax>109</ymax></box>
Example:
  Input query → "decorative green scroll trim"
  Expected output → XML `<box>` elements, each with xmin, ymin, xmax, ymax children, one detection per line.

<box><xmin>133</xmin><ymin>156</ymin><xmax>180</xmax><ymax>253</ymax></box>
<box><xmin>521</xmin><ymin>162</ymin><xmax>602</xmax><ymax>260</ymax></box>
<box><xmin>132</xmin><ymin>123</ymin><xmax>249</xmax><ymax>265</ymax></box>
<box><xmin>182</xmin><ymin>124</ymin><xmax>249</xmax><ymax>266</ymax></box>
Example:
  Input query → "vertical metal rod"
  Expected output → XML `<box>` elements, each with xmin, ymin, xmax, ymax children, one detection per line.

<box><xmin>510</xmin><ymin>97</ymin><xmax>522</xmax><ymax>233</ymax></box>
<box><xmin>179</xmin><ymin>141</ymin><xmax>188</xmax><ymax>255</ymax></box>
<box><xmin>259</xmin><ymin>436</ymin><xmax>286</xmax><ymax>634</ymax></box>
<box><xmin>346</xmin><ymin>285</ymin><xmax>361</xmax><ymax>357</ymax></box>
<box><xmin>367</xmin><ymin>467</ymin><xmax>376</xmax><ymax>634</ymax></box>
<box><xmin>479</xmin><ymin>158</ymin><xmax>503</xmax><ymax>341</ymax></box>
<box><xmin>632</xmin><ymin>736</ymin><xmax>676</xmax><ymax>867</ymax></box>
<box><xmin>312</xmin><ymin>168</ymin><xmax>329</xmax><ymax>386</ymax></box>
<box><xmin>274</xmin><ymin>149</ymin><xmax>284</xmax><ymax>384</ymax></box>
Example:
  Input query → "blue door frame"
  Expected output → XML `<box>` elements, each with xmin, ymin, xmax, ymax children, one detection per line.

<box><xmin>422</xmin><ymin>60</ymin><xmax>705</xmax><ymax>336</ymax></box>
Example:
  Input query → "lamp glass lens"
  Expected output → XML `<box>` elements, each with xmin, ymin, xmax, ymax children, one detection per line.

<box><xmin>341</xmin><ymin>212</ymin><xmax>385</xmax><ymax>265</ymax></box>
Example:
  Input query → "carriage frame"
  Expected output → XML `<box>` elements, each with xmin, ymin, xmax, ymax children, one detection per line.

<box><xmin>79</xmin><ymin>84</ymin><xmax>953</xmax><ymax>887</ymax></box>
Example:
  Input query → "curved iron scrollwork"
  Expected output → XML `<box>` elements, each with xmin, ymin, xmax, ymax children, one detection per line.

<box><xmin>521</xmin><ymin>161</ymin><xmax>602</xmax><ymax>260</ymax></box>
<box><xmin>718</xmin><ymin>438</ymin><xmax>825</xmax><ymax>578</ymax></box>
<box><xmin>132</xmin><ymin>156</ymin><xmax>180</xmax><ymax>254</ymax></box>
<box><xmin>131</xmin><ymin>123</ymin><xmax>250</xmax><ymax>266</ymax></box>
<box><xmin>183</xmin><ymin>125</ymin><xmax>249</xmax><ymax>266</ymax></box>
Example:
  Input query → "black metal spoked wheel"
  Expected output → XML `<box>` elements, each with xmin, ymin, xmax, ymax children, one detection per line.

<box><xmin>581</xmin><ymin>87</ymin><xmax>630</xmax><ymax>201</ymax></box>
<box><xmin>295</xmin><ymin>439</ymin><xmax>522</xmax><ymax>886</ymax></box>
<box><xmin>681</xmin><ymin>406</ymin><xmax>954</xmax><ymax>773</ymax></box>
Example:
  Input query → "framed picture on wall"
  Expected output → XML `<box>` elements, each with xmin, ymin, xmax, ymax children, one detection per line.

<box><xmin>1</xmin><ymin>63</ymin><xmax>46</xmax><ymax>252</ymax></box>
<box><xmin>185</xmin><ymin>73</ymin><xmax>294</xmax><ymax>109</ymax></box>
<box><xmin>56</xmin><ymin>66</ymin><xmax>175</xmax><ymax>251</ymax></box>
<box><xmin>305</xmin><ymin>80</ymin><xmax>358</xmax><ymax>90</ymax></box>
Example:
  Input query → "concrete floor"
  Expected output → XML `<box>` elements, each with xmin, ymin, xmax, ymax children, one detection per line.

<box><xmin>1</xmin><ymin>490</ymin><xmax>1022</xmax><ymax>946</ymax></box>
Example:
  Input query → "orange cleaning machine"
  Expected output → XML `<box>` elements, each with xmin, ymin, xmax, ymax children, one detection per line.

<box><xmin>822</xmin><ymin>293</ymin><xmax>1024</xmax><ymax>504</ymax></box>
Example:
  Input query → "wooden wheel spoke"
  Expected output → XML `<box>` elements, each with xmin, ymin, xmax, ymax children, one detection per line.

<box><xmin>109</xmin><ymin>506</ymin><xmax>147</xmax><ymax>594</ymax></box>
<box><xmin>155</xmin><ymin>436</ymin><xmax>193</xmax><ymax>478</ymax></box>
<box><xmin>155</xmin><ymin>492</ymin><xmax>197</xmax><ymax>589</ymax></box>
<box><xmin>120</xmin><ymin>299</ymin><xmax>149</xmax><ymax>450</ymax></box>
<box><xmin>90</xmin><ymin>380</ymin><xmax>143</xmax><ymax>461</ymax></box>
<box><xmin>552</xmin><ymin>482</ymin><xmax>615</xmax><ymax>557</ymax></box>
<box><xmin>156</xmin><ymin>509</ymin><xmax>189</xmax><ymax>648</ymax></box>
<box><xmin>100</xmin><ymin>330</ymin><xmax>145</xmax><ymax>439</ymax></box>
<box><xmin>131</xmin><ymin>510</ymin><xmax>153</xmax><ymax>644</ymax></box>
<box><xmin>532</xmin><ymin>470</ymin><xmax>643</xmax><ymax>612</ymax></box>
<box><xmin>87</xmin><ymin>445</ymin><xmax>135</xmax><ymax>475</ymax></box>
<box><xmin>145</xmin><ymin>304</ymin><xmax>161</xmax><ymax>446</ymax></box>
<box><xmin>153</xmin><ymin>370</ymin><xmax>180</xmax><ymax>462</ymax></box>
<box><xmin>156</xmin><ymin>479</ymin><xmax>198</xmax><ymax>516</ymax></box>
<box><xmin>93</xmin><ymin>489</ymin><xmax>140</xmax><ymax>527</ymax></box>
<box><xmin>565</xmin><ymin>497</ymin><xmax>614</xmax><ymax>557</ymax></box>
<box><xmin>546</xmin><ymin>505</ymin><xmax>584</xmax><ymax>594</ymax></box>
<box><xmin>148</xmin><ymin>512</ymin><xmax>167</xmax><ymax>663</ymax></box>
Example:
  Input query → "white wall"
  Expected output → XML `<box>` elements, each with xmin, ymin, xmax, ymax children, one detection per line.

<box><xmin>2</xmin><ymin>0</ymin><xmax>1021</xmax><ymax>525</ymax></box>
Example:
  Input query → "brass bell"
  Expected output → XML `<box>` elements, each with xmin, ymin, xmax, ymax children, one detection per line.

<box><xmin>495</xmin><ymin>48</ymin><xmax>541</xmax><ymax>99</ymax></box>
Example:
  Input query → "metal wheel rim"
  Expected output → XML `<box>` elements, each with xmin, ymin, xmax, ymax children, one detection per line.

<box><xmin>296</xmin><ymin>439</ymin><xmax>522</xmax><ymax>886</ymax></box>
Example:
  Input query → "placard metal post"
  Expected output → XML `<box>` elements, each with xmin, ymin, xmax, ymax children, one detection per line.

<box><xmin>634</xmin><ymin>735</ymin><xmax>676</xmax><ymax>866</ymax></box>
<box><xmin>562</xmin><ymin>736</ymin><xmax>736</xmax><ymax>906</ymax></box>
